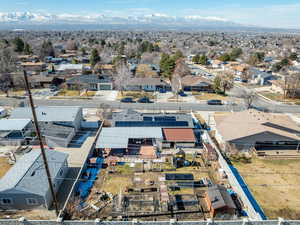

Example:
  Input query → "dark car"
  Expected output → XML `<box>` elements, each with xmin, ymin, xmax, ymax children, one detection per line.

<box><xmin>159</xmin><ymin>89</ymin><xmax>167</xmax><ymax>93</ymax></box>
<box><xmin>121</xmin><ymin>97</ymin><xmax>136</xmax><ymax>103</ymax></box>
<box><xmin>138</xmin><ymin>97</ymin><xmax>153</xmax><ymax>103</ymax></box>
<box><xmin>178</xmin><ymin>90</ymin><xmax>187</xmax><ymax>97</ymax></box>
<box><xmin>207</xmin><ymin>99</ymin><xmax>223</xmax><ymax>105</ymax></box>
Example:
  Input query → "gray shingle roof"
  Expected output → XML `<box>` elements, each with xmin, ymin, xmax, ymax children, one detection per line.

<box><xmin>66</xmin><ymin>75</ymin><xmax>112</xmax><ymax>85</ymax></box>
<box><xmin>10</xmin><ymin>106</ymin><xmax>81</xmax><ymax>122</ymax></box>
<box><xmin>96</xmin><ymin>127</ymin><xmax>163</xmax><ymax>149</ymax></box>
<box><xmin>0</xmin><ymin>119</ymin><xmax>31</xmax><ymax>131</ymax></box>
<box><xmin>0</xmin><ymin>149</ymin><xmax>68</xmax><ymax>196</ymax></box>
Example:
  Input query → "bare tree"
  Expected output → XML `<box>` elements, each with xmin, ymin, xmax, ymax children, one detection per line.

<box><xmin>114</xmin><ymin>63</ymin><xmax>131</xmax><ymax>95</ymax></box>
<box><xmin>96</xmin><ymin>103</ymin><xmax>113</xmax><ymax>127</ymax></box>
<box><xmin>0</xmin><ymin>48</ymin><xmax>16</xmax><ymax>97</ymax></box>
<box><xmin>173</xmin><ymin>58</ymin><xmax>190</xmax><ymax>77</ymax></box>
<box><xmin>66</xmin><ymin>39</ymin><xmax>78</xmax><ymax>51</ymax></box>
<box><xmin>171</xmin><ymin>74</ymin><xmax>182</xmax><ymax>102</ymax></box>
<box><xmin>140</xmin><ymin>52</ymin><xmax>160</xmax><ymax>65</ymax></box>
<box><xmin>240</xmin><ymin>89</ymin><xmax>257</xmax><ymax>109</ymax></box>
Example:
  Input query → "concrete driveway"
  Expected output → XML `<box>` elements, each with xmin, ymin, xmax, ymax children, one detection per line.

<box><xmin>93</xmin><ymin>90</ymin><xmax>118</xmax><ymax>101</ymax></box>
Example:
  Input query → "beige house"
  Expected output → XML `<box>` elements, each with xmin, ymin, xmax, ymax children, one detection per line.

<box><xmin>213</xmin><ymin>110</ymin><xmax>300</xmax><ymax>156</ymax></box>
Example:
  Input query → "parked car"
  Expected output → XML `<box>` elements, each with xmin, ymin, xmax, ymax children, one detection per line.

<box><xmin>50</xmin><ymin>86</ymin><xmax>59</xmax><ymax>92</ymax></box>
<box><xmin>121</xmin><ymin>97</ymin><xmax>136</xmax><ymax>103</ymax></box>
<box><xmin>159</xmin><ymin>89</ymin><xmax>167</xmax><ymax>93</ymax></box>
<box><xmin>138</xmin><ymin>97</ymin><xmax>153</xmax><ymax>103</ymax></box>
<box><xmin>178</xmin><ymin>90</ymin><xmax>187</xmax><ymax>97</ymax></box>
<box><xmin>207</xmin><ymin>99</ymin><xmax>223</xmax><ymax>105</ymax></box>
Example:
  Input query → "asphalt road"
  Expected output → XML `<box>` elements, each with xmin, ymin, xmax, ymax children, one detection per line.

<box><xmin>0</xmin><ymin>97</ymin><xmax>245</xmax><ymax>111</ymax></box>
<box><xmin>1</xmin><ymin>84</ymin><xmax>300</xmax><ymax>113</ymax></box>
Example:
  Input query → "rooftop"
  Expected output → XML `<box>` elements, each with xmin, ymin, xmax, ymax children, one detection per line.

<box><xmin>96</xmin><ymin>127</ymin><xmax>163</xmax><ymax>149</ymax></box>
<box><xmin>163</xmin><ymin>128</ymin><xmax>196</xmax><ymax>142</ymax></box>
<box><xmin>0</xmin><ymin>119</ymin><xmax>32</xmax><ymax>131</ymax></box>
<box><xmin>0</xmin><ymin>149</ymin><xmax>68</xmax><ymax>196</ymax></box>
<box><xmin>214</xmin><ymin>110</ymin><xmax>300</xmax><ymax>143</ymax></box>
<box><xmin>10</xmin><ymin>106</ymin><xmax>81</xmax><ymax>122</ymax></box>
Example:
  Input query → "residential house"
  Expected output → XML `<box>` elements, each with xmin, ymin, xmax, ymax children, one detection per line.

<box><xmin>204</xmin><ymin>185</ymin><xmax>236</xmax><ymax>217</ymax></box>
<box><xmin>249</xmin><ymin>68</ymin><xmax>275</xmax><ymax>85</ymax></box>
<box><xmin>66</xmin><ymin>74</ymin><xmax>113</xmax><ymax>91</ymax></box>
<box><xmin>0</xmin><ymin>149</ymin><xmax>68</xmax><ymax>210</ymax></box>
<box><xmin>10</xmin><ymin>106</ymin><xmax>83</xmax><ymax>147</ymax></box>
<box><xmin>214</xmin><ymin>110</ymin><xmax>300</xmax><ymax>156</ymax></box>
<box><xmin>112</xmin><ymin>109</ymin><xmax>194</xmax><ymax>128</ymax></box>
<box><xmin>211</xmin><ymin>60</ymin><xmax>224</xmax><ymax>69</ymax></box>
<box><xmin>28</xmin><ymin>75</ymin><xmax>54</xmax><ymax>88</ymax></box>
<box><xmin>21</xmin><ymin>62</ymin><xmax>46</xmax><ymax>72</ymax></box>
<box><xmin>96</xmin><ymin>127</ymin><xmax>163</xmax><ymax>157</ymax></box>
<box><xmin>56</xmin><ymin>64</ymin><xmax>84</xmax><ymax>74</ymax></box>
<box><xmin>181</xmin><ymin>75</ymin><xmax>214</xmax><ymax>92</ymax></box>
<box><xmin>125</xmin><ymin>78</ymin><xmax>171</xmax><ymax>92</ymax></box>
<box><xmin>17</xmin><ymin>55</ymin><xmax>39</xmax><ymax>63</ymax></box>
<box><xmin>0</xmin><ymin>119</ymin><xmax>33</xmax><ymax>145</ymax></box>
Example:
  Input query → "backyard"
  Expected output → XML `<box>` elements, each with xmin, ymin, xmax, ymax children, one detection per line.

<box><xmin>0</xmin><ymin>157</ymin><xmax>12</xmax><ymax>178</ymax></box>
<box><xmin>234</xmin><ymin>158</ymin><xmax>300</xmax><ymax>219</ymax></box>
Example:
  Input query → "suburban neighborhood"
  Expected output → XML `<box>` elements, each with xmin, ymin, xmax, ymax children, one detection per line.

<box><xmin>1</xmin><ymin>4</ymin><xmax>300</xmax><ymax>225</ymax></box>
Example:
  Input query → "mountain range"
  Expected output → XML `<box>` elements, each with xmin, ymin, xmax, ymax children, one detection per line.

<box><xmin>0</xmin><ymin>12</ymin><xmax>298</xmax><ymax>32</ymax></box>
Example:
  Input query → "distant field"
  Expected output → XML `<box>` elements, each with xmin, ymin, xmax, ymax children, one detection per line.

<box><xmin>234</xmin><ymin>158</ymin><xmax>300</xmax><ymax>219</ymax></box>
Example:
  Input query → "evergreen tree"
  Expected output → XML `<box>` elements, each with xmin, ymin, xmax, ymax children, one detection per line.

<box><xmin>13</xmin><ymin>37</ymin><xmax>24</xmax><ymax>53</ymax></box>
<box><xmin>90</xmin><ymin>49</ymin><xmax>101</xmax><ymax>67</ymax></box>
<box><xmin>39</xmin><ymin>40</ymin><xmax>55</xmax><ymax>59</ymax></box>
<box><xmin>23</xmin><ymin>42</ymin><xmax>32</xmax><ymax>55</ymax></box>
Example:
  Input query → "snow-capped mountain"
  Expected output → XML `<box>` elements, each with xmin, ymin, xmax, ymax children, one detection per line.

<box><xmin>0</xmin><ymin>11</ymin><xmax>237</xmax><ymax>26</ymax></box>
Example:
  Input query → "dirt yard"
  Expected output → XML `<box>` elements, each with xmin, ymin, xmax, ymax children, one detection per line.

<box><xmin>0</xmin><ymin>157</ymin><xmax>12</xmax><ymax>178</ymax></box>
<box><xmin>234</xmin><ymin>158</ymin><xmax>300</xmax><ymax>219</ymax></box>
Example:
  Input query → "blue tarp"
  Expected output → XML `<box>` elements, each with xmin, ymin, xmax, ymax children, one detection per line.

<box><xmin>229</xmin><ymin>165</ymin><xmax>267</xmax><ymax>220</ymax></box>
<box><xmin>78</xmin><ymin>157</ymin><xmax>103</xmax><ymax>199</ymax></box>
<box><xmin>75</xmin><ymin>131</ymin><xmax>91</xmax><ymax>145</ymax></box>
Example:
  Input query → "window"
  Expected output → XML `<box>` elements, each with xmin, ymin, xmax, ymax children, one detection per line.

<box><xmin>0</xmin><ymin>198</ymin><xmax>13</xmax><ymax>205</ymax></box>
<box><xmin>26</xmin><ymin>198</ymin><xmax>38</xmax><ymax>205</ymax></box>
<box><xmin>59</xmin><ymin>169</ymin><xmax>64</xmax><ymax>176</ymax></box>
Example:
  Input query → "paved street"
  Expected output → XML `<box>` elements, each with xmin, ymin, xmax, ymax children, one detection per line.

<box><xmin>1</xmin><ymin>87</ymin><xmax>300</xmax><ymax>113</ymax></box>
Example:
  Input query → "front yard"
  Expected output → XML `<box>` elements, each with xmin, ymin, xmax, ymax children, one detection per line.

<box><xmin>57</xmin><ymin>89</ymin><xmax>97</xmax><ymax>97</ymax></box>
<box><xmin>193</xmin><ymin>93</ymin><xmax>228</xmax><ymax>101</ymax></box>
<box><xmin>117</xmin><ymin>91</ymin><xmax>155</xmax><ymax>100</ymax></box>
<box><xmin>259</xmin><ymin>91</ymin><xmax>300</xmax><ymax>105</ymax></box>
<box><xmin>234</xmin><ymin>158</ymin><xmax>300</xmax><ymax>219</ymax></box>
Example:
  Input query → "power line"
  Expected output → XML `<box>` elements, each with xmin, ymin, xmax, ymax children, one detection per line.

<box><xmin>23</xmin><ymin>70</ymin><xmax>59</xmax><ymax>216</ymax></box>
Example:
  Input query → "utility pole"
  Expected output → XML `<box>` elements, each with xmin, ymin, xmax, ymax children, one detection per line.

<box><xmin>23</xmin><ymin>70</ymin><xmax>59</xmax><ymax>216</ymax></box>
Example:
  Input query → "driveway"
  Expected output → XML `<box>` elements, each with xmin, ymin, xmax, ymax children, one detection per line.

<box><xmin>93</xmin><ymin>90</ymin><xmax>118</xmax><ymax>101</ymax></box>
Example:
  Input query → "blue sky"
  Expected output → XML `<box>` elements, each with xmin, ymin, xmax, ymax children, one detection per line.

<box><xmin>1</xmin><ymin>0</ymin><xmax>300</xmax><ymax>28</ymax></box>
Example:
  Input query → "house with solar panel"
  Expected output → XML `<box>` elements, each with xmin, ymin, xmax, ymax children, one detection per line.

<box><xmin>214</xmin><ymin>110</ymin><xmax>300</xmax><ymax>157</ymax></box>
<box><xmin>108</xmin><ymin>109</ymin><xmax>197</xmax><ymax>150</ymax></box>
<box><xmin>0</xmin><ymin>149</ymin><xmax>68</xmax><ymax>210</ymax></box>
<box><xmin>9</xmin><ymin>106</ymin><xmax>83</xmax><ymax>147</ymax></box>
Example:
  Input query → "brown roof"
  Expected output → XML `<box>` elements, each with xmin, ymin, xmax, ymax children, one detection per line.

<box><xmin>21</xmin><ymin>62</ymin><xmax>45</xmax><ymax>66</ymax></box>
<box><xmin>214</xmin><ymin>110</ymin><xmax>300</xmax><ymax>142</ymax></box>
<box><xmin>181</xmin><ymin>75</ymin><xmax>212</xmax><ymax>86</ymax></box>
<box><xmin>163</xmin><ymin>128</ymin><xmax>196</xmax><ymax>142</ymax></box>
